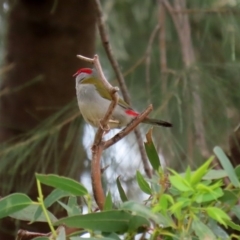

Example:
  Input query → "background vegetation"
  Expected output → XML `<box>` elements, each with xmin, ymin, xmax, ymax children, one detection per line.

<box><xmin>0</xmin><ymin>0</ymin><xmax>240</xmax><ymax>238</ymax></box>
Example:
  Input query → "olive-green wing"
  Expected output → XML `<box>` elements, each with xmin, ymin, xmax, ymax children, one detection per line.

<box><xmin>81</xmin><ymin>77</ymin><xmax>132</xmax><ymax>109</ymax></box>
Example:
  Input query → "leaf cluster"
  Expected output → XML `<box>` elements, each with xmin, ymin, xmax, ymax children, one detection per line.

<box><xmin>1</xmin><ymin>133</ymin><xmax>240</xmax><ymax>239</ymax></box>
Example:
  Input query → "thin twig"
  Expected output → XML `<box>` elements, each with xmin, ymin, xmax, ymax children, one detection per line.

<box><xmin>158</xmin><ymin>1</ymin><xmax>167</xmax><ymax>73</ymax></box>
<box><xmin>17</xmin><ymin>226</ymin><xmax>81</xmax><ymax>240</ymax></box>
<box><xmin>94</xmin><ymin>0</ymin><xmax>152</xmax><ymax>178</ymax></box>
<box><xmin>104</xmin><ymin>105</ymin><xmax>153</xmax><ymax>149</ymax></box>
<box><xmin>76</xmin><ymin>55</ymin><xmax>94</xmax><ymax>63</ymax></box>
<box><xmin>94</xmin><ymin>0</ymin><xmax>130</xmax><ymax>103</ymax></box>
<box><xmin>162</xmin><ymin>0</ymin><xmax>182</xmax><ymax>49</ymax></box>
<box><xmin>145</xmin><ymin>25</ymin><xmax>160</xmax><ymax>103</ymax></box>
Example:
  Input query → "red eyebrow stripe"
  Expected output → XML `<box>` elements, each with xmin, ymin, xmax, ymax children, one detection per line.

<box><xmin>125</xmin><ymin>109</ymin><xmax>139</xmax><ymax>117</ymax></box>
<box><xmin>73</xmin><ymin>68</ymin><xmax>92</xmax><ymax>77</ymax></box>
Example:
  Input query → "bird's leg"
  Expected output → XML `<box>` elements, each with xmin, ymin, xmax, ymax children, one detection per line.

<box><xmin>99</xmin><ymin>119</ymin><xmax>110</xmax><ymax>134</ymax></box>
<box><xmin>99</xmin><ymin>119</ymin><xmax>120</xmax><ymax>135</ymax></box>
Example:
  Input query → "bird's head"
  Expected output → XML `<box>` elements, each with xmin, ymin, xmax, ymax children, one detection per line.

<box><xmin>73</xmin><ymin>68</ymin><xmax>96</xmax><ymax>84</ymax></box>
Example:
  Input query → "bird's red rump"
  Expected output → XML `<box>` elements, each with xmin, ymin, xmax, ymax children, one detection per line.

<box><xmin>125</xmin><ymin>109</ymin><xmax>139</xmax><ymax>117</ymax></box>
<box><xmin>73</xmin><ymin>68</ymin><xmax>92</xmax><ymax>77</ymax></box>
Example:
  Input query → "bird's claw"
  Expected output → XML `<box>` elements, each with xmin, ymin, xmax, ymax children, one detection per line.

<box><xmin>99</xmin><ymin>120</ymin><xmax>110</xmax><ymax>134</ymax></box>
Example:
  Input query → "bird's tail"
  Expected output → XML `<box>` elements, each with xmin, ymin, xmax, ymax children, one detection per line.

<box><xmin>142</xmin><ymin>117</ymin><xmax>172</xmax><ymax>127</ymax></box>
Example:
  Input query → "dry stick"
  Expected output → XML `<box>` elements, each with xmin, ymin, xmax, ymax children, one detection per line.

<box><xmin>17</xmin><ymin>226</ymin><xmax>81</xmax><ymax>240</ymax></box>
<box><xmin>94</xmin><ymin>0</ymin><xmax>152</xmax><ymax>178</ymax></box>
<box><xmin>104</xmin><ymin>105</ymin><xmax>153</xmax><ymax>149</ymax></box>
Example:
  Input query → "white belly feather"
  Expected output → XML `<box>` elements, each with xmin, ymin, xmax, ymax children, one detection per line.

<box><xmin>76</xmin><ymin>83</ymin><xmax>133</xmax><ymax>128</ymax></box>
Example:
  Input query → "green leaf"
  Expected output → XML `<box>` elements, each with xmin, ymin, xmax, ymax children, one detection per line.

<box><xmin>36</xmin><ymin>174</ymin><xmax>88</xmax><ymax>196</ymax></box>
<box><xmin>234</xmin><ymin>165</ymin><xmax>240</xmax><ymax>180</ymax></box>
<box><xmin>153</xmin><ymin>194</ymin><xmax>174</xmax><ymax>213</ymax></box>
<box><xmin>33</xmin><ymin>188</ymin><xmax>71</xmax><ymax>222</ymax></box>
<box><xmin>169</xmin><ymin>174</ymin><xmax>193</xmax><ymax>192</ymax></box>
<box><xmin>219</xmin><ymin>190</ymin><xmax>238</xmax><ymax>206</ymax></box>
<box><xmin>128</xmin><ymin>215</ymin><xmax>148</xmax><ymax>231</ymax></box>
<box><xmin>213</xmin><ymin>146</ymin><xmax>240</xmax><ymax>187</ymax></box>
<box><xmin>102</xmin><ymin>232</ymin><xmax>121</xmax><ymax>240</ymax></box>
<box><xmin>10</xmin><ymin>204</ymin><xmax>57</xmax><ymax>222</ymax></box>
<box><xmin>195</xmin><ymin>187</ymin><xmax>223</xmax><ymax>203</ymax></box>
<box><xmin>57</xmin><ymin>201</ymin><xmax>72</xmax><ymax>214</ymax></box>
<box><xmin>116</xmin><ymin>177</ymin><xmax>128</xmax><ymax>202</ymax></box>
<box><xmin>206</xmin><ymin>207</ymin><xmax>231</xmax><ymax>227</ymax></box>
<box><xmin>45</xmin><ymin>189</ymin><xmax>73</xmax><ymax>208</ymax></box>
<box><xmin>158</xmin><ymin>194</ymin><xmax>168</xmax><ymax>212</ymax></box>
<box><xmin>185</xmin><ymin>166</ymin><xmax>192</xmax><ymax>182</ymax></box>
<box><xmin>0</xmin><ymin>193</ymin><xmax>32</xmax><ymax>219</ymax></box>
<box><xmin>136</xmin><ymin>171</ymin><xmax>151</xmax><ymax>195</ymax></box>
<box><xmin>55</xmin><ymin>210</ymin><xmax>149</xmax><ymax>233</ymax></box>
<box><xmin>56</xmin><ymin>226</ymin><xmax>66</xmax><ymax>240</ymax></box>
<box><xmin>67</xmin><ymin>196</ymin><xmax>82</xmax><ymax>216</ymax></box>
<box><xmin>208</xmin><ymin>219</ymin><xmax>229</xmax><ymax>239</ymax></box>
<box><xmin>192</xmin><ymin>219</ymin><xmax>216</xmax><ymax>240</ymax></box>
<box><xmin>203</xmin><ymin>169</ymin><xmax>227</xmax><ymax>180</ymax></box>
<box><xmin>144</xmin><ymin>128</ymin><xmax>160</xmax><ymax>170</ymax></box>
<box><xmin>121</xmin><ymin>201</ymin><xmax>172</xmax><ymax>227</ymax></box>
<box><xmin>169</xmin><ymin>201</ymin><xmax>185</xmax><ymax>219</ymax></box>
<box><xmin>191</xmin><ymin>156</ymin><xmax>213</xmax><ymax>185</ymax></box>
<box><xmin>232</xmin><ymin>205</ymin><xmax>240</xmax><ymax>221</ymax></box>
<box><xmin>225</xmin><ymin>219</ymin><xmax>240</xmax><ymax>231</ymax></box>
<box><xmin>104</xmin><ymin>191</ymin><xmax>113</xmax><ymax>211</ymax></box>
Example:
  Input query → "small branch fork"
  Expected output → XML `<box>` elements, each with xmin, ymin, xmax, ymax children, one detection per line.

<box><xmin>77</xmin><ymin>54</ymin><xmax>153</xmax><ymax>210</ymax></box>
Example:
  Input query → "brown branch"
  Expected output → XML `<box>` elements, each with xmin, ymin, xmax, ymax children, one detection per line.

<box><xmin>91</xmin><ymin>144</ymin><xmax>105</xmax><ymax>209</ymax></box>
<box><xmin>104</xmin><ymin>105</ymin><xmax>153</xmax><ymax>149</ymax></box>
<box><xmin>94</xmin><ymin>0</ymin><xmax>152</xmax><ymax>178</ymax></box>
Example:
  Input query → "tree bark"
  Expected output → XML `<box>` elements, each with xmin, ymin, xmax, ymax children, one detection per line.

<box><xmin>0</xmin><ymin>0</ymin><xmax>96</xmax><ymax>238</ymax></box>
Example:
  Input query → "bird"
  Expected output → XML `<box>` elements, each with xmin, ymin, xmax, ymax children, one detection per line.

<box><xmin>74</xmin><ymin>68</ymin><xmax>172</xmax><ymax>129</ymax></box>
